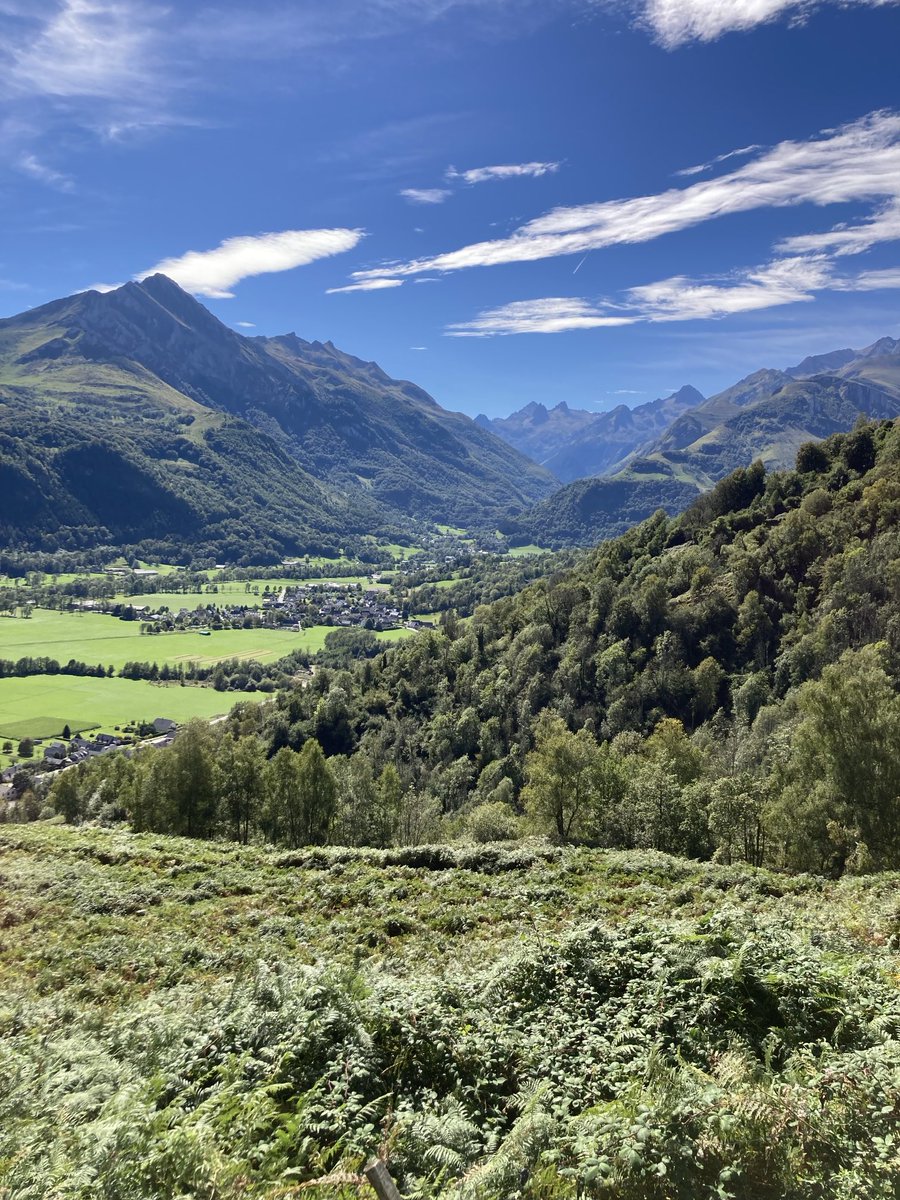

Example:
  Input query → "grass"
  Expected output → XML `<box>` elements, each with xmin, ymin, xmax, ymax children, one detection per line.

<box><xmin>0</xmin><ymin>609</ymin><xmax>340</xmax><ymax>670</ymax></box>
<box><xmin>0</xmin><ymin>614</ymin><xmax>413</xmax><ymax>756</ymax></box>
<box><xmin>506</xmin><ymin>543</ymin><xmax>550</xmax><ymax>557</ymax></box>
<box><xmin>2</xmin><ymin>824</ymin><xmax>900</xmax><ymax>1198</ymax></box>
<box><xmin>0</xmin><ymin>674</ymin><xmax>266</xmax><ymax>745</ymax></box>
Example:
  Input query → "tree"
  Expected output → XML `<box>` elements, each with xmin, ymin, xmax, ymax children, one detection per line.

<box><xmin>773</xmin><ymin>646</ymin><xmax>900</xmax><ymax>871</ymax></box>
<box><xmin>218</xmin><ymin>735</ymin><xmax>265</xmax><ymax>844</ymax></box>
<box><xmin>707</xmin><ymin>773</ymin><xmax>769</xmax><ymax>866</ymax></box>
<box><xmin>295</xmin><ymin>738</ymin><xmax>337</xmax><ymax>845</ymax></box>
<box><xmin>522</xmin><ymin>712</ymin><xmax>611</xmax><ymax>842</ymax></box>
<box><xmin>264</xmin><ymin>740</ymin><xmax>336</xmax><ymax>847</ymax></box>
<box><xmin>373</xmin><ymin>763</ymin><xmax>403</xmax><ymax>847</ymax></box>
<box><xmin>17</xmin><ymin>738</ymin><xmax>33</xmax><ymax>758</ymax></box>
<box><xmin>51</xmin><ymin>770</ymin><xmax>83</xmax><ymax>824</ymax></box>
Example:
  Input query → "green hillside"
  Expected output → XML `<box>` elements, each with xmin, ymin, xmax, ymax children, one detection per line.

<box><xmin>3</xmin><ymin>822</ymin><xmax>900</xmax><ymax>1199</ymax></box>
<box><xmin>44</xmin><ymin>418</ymin><xmax>900</xmax><ymax>878</ymax></box>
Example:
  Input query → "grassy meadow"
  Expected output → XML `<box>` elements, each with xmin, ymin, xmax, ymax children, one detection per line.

<box><xmin>1</xmin><ymin>823</ymin><xmax>899</xmax><ymax>1198</ymax></box>
<box><xmin>0</xmin><ymin>609</ymin><xmax>409</xmax><ymax>672</ymax></box>
<box><xmin>0</xmin><ymin>674</ymin><xmax>269</xmax><ymax>744</ymax></box>
<box><xmin>0</xmin><ymin>611</ymin><xmax>413</xmax><ymax>754</ymax></box>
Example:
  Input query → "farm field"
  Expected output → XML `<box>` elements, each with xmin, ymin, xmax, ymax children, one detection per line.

<box><xmin>0</xmin><ymin>609</ymin><xmax>411</xmax><ymax>672</ymax></box>
<box><xmin>2</xmin><ymin>823</ymin><xmax>899</xmax><ymax>1198</ymax></box>
<box><xmin>0</xmin><ymin>673</ymin><xmax>267</xmax><ymax>745</ymax></box>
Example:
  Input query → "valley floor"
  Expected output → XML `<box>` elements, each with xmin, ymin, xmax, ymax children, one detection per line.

<box><xmin>1</xmin><ymin>823</ymin><xmax>899</xmax><ymax>1198</ymax></box>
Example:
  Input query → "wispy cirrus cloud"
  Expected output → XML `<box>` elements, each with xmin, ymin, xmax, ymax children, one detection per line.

<box><xmin>350</xmin><ymin>111</ymin><xmax>900</xmax><ymax>283</ymax></box>
<box><xmin>447</xmin><ymin>252</ymin><xmax>900</xmax><ymax>335</ymax></box>
<box><xmin>400</xmin><ymin>187</ymin><xmax>452</xmax><ymax>204</ymax></box>
<box><xmin>141</xmin><ymin>228</ymin><xmax>365</xmax><ymax>298</ymax></box>
<box><xmin>447</xmin><ymin>297</ymin><xmax>634</xmax><ymax>336</ymax></box>
<box><xmin>845</xmin><ymin>266</ymin><xmax>900</xmax><ymax>290</ymax></box>
<box><xmin>638</xmin><ymin>0</ymin><xmax>900</xmax><ymax>49</ymax></box>
<box><xmin>624</xmin><ymin>255</ymin><xmax>834</xmax><ymax>321</ymax></box>
<box><xmin>446</xmin><ymin>160</ymin><xmax>560</xmax><ymax>184</ymax></box>
<box><xmin>326</xmin><ymin>277</ymin><xmax>403</xmax><ymax>294</ymax></box>
<box><xmin>674</xmin><ymin>144</ymin><xmax>762</xmax><ymax>177</ymax></box>
<box><xmin>17</xmin><ymin>151</ymin><xmax>75</xmax><ymax>191</ymax></box>
<box><xmin>6</xmin><ymin>0</ymin><xmax>164</xmax><ymax>103</ymax></box>
<box><xmin>777</xmin><ymin>200</ymin><xmax>900</xmax><ymax>257</ymax></box>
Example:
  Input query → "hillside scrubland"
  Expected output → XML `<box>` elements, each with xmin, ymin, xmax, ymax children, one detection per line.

<box><xmin>2</xmin><ymin>823</ymin><xmax>900</xmax><ymax>1199</ymax></box>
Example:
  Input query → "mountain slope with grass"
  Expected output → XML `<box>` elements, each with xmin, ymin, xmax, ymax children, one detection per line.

<box><xmin>0</xmin><ymin>276</ymin><xmax>555</xmax><ymax>557</ymax></box>
<box><xmin>3</xmin><ymin>821</ymin><xmax>900</xmax><ymax>1200</ymax></box>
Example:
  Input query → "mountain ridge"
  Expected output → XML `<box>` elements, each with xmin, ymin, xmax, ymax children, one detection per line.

<box><xmin>478</xmin><ymin>383</ymin><xmax>705</xmax><ymax>482</ymax></box>
<box><xmin>0</xmin><ymin>276</ymin><xmax>556</xmax><ymax>558</ymax></box>
<box><xmin>509</xmin><ymin>334</ymin><xmax>900</xmax><ymax>545</ymax></box>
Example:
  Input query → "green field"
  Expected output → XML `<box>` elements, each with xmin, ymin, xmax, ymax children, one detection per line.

<box><xmin>506</xmin><ymin>543</ymin><xmax>550</xmax><ymax>557</ymax></box>
<box><xmin>0</xmin><ymin>611</ymin><xmax>414</xmax><ymax>758</ymax></box>
<box><xmin>0</xmin><ymin>674</ymin><xmax>267</xmax><ymax>745</ymax></box>
<box><xmin>0</xmin><ymin>609</ymin><xmax>409</xmax><ymax>672</ymax></box>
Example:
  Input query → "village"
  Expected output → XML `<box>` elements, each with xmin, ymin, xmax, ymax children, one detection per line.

<box><xmin>0</xmin><ymin>717</ymin><xmax>179</xmax><ymax>808</ymax></box>
<box><xmin>124</xmin><ymin>578</ymin><xmax>437</xmax><ymax>635</ymax></box>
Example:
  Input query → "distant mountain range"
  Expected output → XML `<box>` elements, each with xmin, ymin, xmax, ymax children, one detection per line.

<box><xmin>498</xmin><ymin>336</ymin><xmax>900</xmax><ymax>545</ymax></box>
<box><xmin>476</xmin><ymin>385</ymin><xmax>704</xmax><ymax>482</ymax></box>
<box><xmin>0</xmin><ymin>276</ymin><xmax>555</xmax><ymax>559</ymax></box>
<box><xmin>2</xmin><ymin>273</ymin><xmax>897</xmax><ymax>560</ymax></box>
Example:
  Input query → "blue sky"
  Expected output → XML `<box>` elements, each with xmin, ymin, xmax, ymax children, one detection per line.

<box><xmin>2</xmin><ymin>0</ymin><xmax>900</xmax><ymax>416</ymax></box>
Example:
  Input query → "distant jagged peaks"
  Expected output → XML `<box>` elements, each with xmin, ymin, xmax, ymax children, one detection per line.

<box><xmin>480</xmin><ymin>384</ymin><xmax>705</xmax><ymax>483</ymax></box>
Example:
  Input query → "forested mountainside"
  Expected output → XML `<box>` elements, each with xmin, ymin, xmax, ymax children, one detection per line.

<box><xmin>0</xmin><ymin>276</ymin><xmax>555</xmax><ymax>556</ymax></box>
<box><xmin>50</xmin><ymin>418</ymin><xmax>900</xmax><ymax>875</ymax></box>
<box><xmin>514</xmin><ymin>336</ymin><xmax>900</xmax><ymax>545</ymax></box>
<box><xmin>477</xmin><ymin>385</ymin><xmax>703</xmax><ymax>482</ymax></box>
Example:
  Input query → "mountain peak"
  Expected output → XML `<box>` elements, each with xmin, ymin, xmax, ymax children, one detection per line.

<box><xmin>671</xmin><ymin>384</ymin><xmax>705</xmax><ymax>405</ymax></box>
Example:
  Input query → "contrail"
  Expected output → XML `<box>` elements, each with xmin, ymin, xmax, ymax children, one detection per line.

<box><xmin>572</xmin><ymin>254</ymin><xmax>588</xmax><ymax>275</ymax></box>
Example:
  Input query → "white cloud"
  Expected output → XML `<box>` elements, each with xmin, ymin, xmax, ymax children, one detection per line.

<box><xmin>352</xmin><ymin>111</ymin><xmax>900</xmax><ymax>282</ymax></box>
<box><xmin>446</xmin><ymin>160</ymin><xmax>560</xmax><ymax>184</ymax></box>
<box><xmin>777</xmin><ymin>200</ymin><xmax>900</xmax><ymax>257</ymax></box>
<box><xmin>838</xmin><ymin>265</ymin><xmax>900</xmax><ymax>291</ymax></box>
<box><xmin>141</xmin><ymin>229</ymin><xmax>365</xmax><ymax>299</ymax></box>
<box><xmin>400</xmin><ymin>187</ymin><xmax>452</xmax><ymax>205</ymax></box>
<box><xmin>6</xmin><ymin>0</ymin><xmax>163</xmax><ymax>101</ymax></box>
<box><xmin>409</xmin><ymin>345</ymin><xmax>428</xmax><ymax>350</ymax></box>
<box><xmin>447</xmin><ymin>297</ymin><xmax>635</xmax><ymax>336</ymax></box>
<box><xmin>17</xmin><ymin>151</ymin><xmax>74</xmax><ymax>191</ymax></box>
<box><xmin>638</xmin><ymin>0</ymin><xmax>899</xmax><ymax>48</ymax></box>
<box><xmin>446</xmin><ymin>250</ymin><xmax>900</xmax><ymax>336</ymax></box>
<box><xmin>675</xmin><ymin>144</ymin><xmax>762</xmax><ymax>177</ymax></box>
<box><xmin>625</xmin><ymin>255</ymin><xmax>834</xmax><ymax>321</ymax></box>
<box><xmin>235</xmin><ymin>320</ymin><xmax>256</xmax><ymax>327</ymax></box>
<box><xmin>326</xmin><ymin>277</ymin><xmax>403</xmax><ymax>294</ymax></box>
